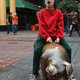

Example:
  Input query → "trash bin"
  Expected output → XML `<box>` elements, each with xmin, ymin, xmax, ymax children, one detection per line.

<box><xmin>31</xmin><ymin>25</ymin><xmax>36</xmax><ymax>31</ymax></box>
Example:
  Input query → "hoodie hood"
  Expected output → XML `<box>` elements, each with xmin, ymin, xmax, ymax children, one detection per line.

<box><xmin>54</xmin><ymin>0</ymin><xmax>57</xmax><ymax>9</ymax></box>
<box><xmin>43</xmin><ymin>0</ymin><xmax>57</xmax><ymax>9</ymax></box>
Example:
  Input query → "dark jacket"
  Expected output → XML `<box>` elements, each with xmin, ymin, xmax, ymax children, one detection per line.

<box><xmin>63</xmin><ymin>14</ymin><xmax>67</xmax><ymax>25</ymax></box>
<box><xmin>68</xmin><ymin>15</ymin><xmax>73</xmax><ymax>25</ymax></box>
<box><xmin>8</xmin><ymin>16</ymin><xmax>12</xmax><ymax>24</ymax></box>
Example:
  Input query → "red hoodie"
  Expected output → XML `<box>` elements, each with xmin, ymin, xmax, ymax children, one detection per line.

<box><xmin>38</xmin><ymin>8</ymin><xmax>64</xmax><ymax>40</ymax></box>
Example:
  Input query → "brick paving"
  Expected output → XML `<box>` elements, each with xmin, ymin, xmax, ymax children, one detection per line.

<box><xmin>0</xmin><ymin>30</ymin><xmax>80</xmax><ymax>80</ymax></box>
<box><xmin>0</xmin><ymin>30</ymin><xmax>38</xmax><ymax>39</ymax></box>
<box><xmin>0</xmin><ymin>30</ymin><xmax>37</xmax><ymax>67</ymax></box>
<box><xmin>0</xmin><ymin>41</ymin><xmax>34</xmax><ymax>67</ymax></box>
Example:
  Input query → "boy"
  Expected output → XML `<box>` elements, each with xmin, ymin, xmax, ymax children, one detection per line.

<box><xmin>12</xmin><ymin>13</ymin><xmax>18</xmax><ymax>35</ymax></box>
<box><xmin>7</xmin><ymin>12</ymin><xmax>12</xmax><ymax>35</ymax></box>
<box><xmin>69</xmin><ymin>12</ymin><xmax>80</xmax><ymax>37</ymax></box>
<box><xmin>29</xmin><ymin>0</ymin><xmax>71</xmax><ymax>80</ymax></box>
<box><xmin>63</xmin><ymin>10</ymin><xmax>69</xmax><ymax>35</ymax></box>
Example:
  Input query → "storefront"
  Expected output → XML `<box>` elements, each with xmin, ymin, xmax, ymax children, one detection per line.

<box><xmin>0</xmin><ymin>0</ymin><xmax>42</xmax><ymax>30</ymax></box>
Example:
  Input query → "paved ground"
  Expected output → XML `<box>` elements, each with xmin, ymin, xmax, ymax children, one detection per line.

<box><xmin>0</xmin><ymin>31</ymin><xmax>37</xmax><ymax>67</ymax></box>
<box><xmin>0</xmin><ymin>30</ymin><xmax>80</xmax><ymax>80</ymax></box>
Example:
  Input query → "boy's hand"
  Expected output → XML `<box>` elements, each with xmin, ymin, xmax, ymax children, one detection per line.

<box><xmin>8</xmin><ymin>23</ymin><xmax>10</xmax><ymax>25</ymax></box>
<box><xmin>46</xmin><ymin>37</ymin><xmax>52</xmax><ymax>43</ymax></box>
<box><xmin>55</xmin><ymin>38</ymin><xmax>60</xmax><ymax>43</ymax></box>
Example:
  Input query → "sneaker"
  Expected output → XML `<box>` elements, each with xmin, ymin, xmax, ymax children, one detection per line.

<box><xmin>69</xmin><ymin>74</ymin><xmax>76</xmax><ymax>80</ymax></box>
<box><xmin>29</xmin><ymin>74</ymin><xmax>38</xmax><ymax>80</ymax></box>
<box><xmin>15</xmin><ymin>33</ymin><xmax>17</xmax><ymax>35</ymax></box>
<box><xmin>67</xmin><ymin>34</ymin><xmax>70</xmax><ymax>36</ymax></box>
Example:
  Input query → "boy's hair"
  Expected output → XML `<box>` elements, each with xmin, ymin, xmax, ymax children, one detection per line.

<box><xmin>9</xmin><ymin>12</ymin><xmax>12</xmax><ymax>15</ymax></box>
<box><xmin>44</xmin><ymin>0</ymin><xmax>57</xmax><ymax>9</ymax></box>
<box><xmin>63</xmin><ymin>10</ymin><xmax>67</xmax><ymax>13</ymax></box>
<box><xmin>14</xmin><ymin>13</ymin><xmax>17</xmax><ymax>16</ymax></box>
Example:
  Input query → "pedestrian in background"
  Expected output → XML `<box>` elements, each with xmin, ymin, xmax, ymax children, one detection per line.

<box><xmin>69</xmin><ymin>12</ymin><xmax>80</xmax><ymax>37</ymax></box>
<box><xmin>68</xmin><ymin>11</ymin><xmax>74</xmax><ymax>31</ymax></box>
<box><xmin>12</xmin><ymin>13</ymin><xmax>18</xmax><ymax>35</ymax></box>
<box><xmin>63</xmin><ymin>10</ymin><xmax>69</xmax><ymax>36</ymax></box>
<box><xmin>7</xmin><ymin>12</ymin><xmax>12</xmax><ymax>35</ymax></box>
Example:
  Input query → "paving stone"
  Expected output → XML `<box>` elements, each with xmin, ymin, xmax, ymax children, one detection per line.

<box><xmin>70</xmin><ymin>43</ymin><xmax>80</xmax><ymax>61</ymax></box>
<box><xmin>0</xmin><ymin>31</ymin><xmax>80</xmax><ymax>80</ymax></box>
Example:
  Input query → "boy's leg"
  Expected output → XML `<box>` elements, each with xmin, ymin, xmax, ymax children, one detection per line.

<box><xmin>15</xmin><ymin>24</ymin><xmax>18</xmax><ymax>33</ymax></box>
<box><xmin>59</xmin><ymin>37</ymin><xmax>71</xmax><ymax>63</ymax></box>
<box><xmin>64</xmin><ymin>25</ymin><xmax>68</xmax><ymax>34</ymax></box>
<box><xmin>12</xmin><ymin>25</ymin><xmax>15</xmax><ymax>35</ymax></box>
<box><xmin>33</xmin><ymin>35</ymin><xmax>46</xmax><ymax>75</ymax></box>
<box><xmin>14</xmin><ymin>24</ymin><xmax>17</xmax><ymax>34</ymax></box>
<box><xmin>71</xmin><ymin>24</ymin><xmax>75</xmax><ymax>32</ymax></box>
<box><xmin>75</xmin><ymin>24</ymin><xmax>80</xmax><ymax>36</ymax></box>
<box><xmin>7</xmin><ymin>25</ymin><xmax>10</xmax><ymax>34</ymax></box>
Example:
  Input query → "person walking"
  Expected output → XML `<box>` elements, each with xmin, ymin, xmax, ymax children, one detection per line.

<box><xmin>68</xmin><ymin>11</ymin><xmax>74</xmax><ymax>31</ymax></box>
<box><xmin>63</xmin><ymin>10</ymin><xmax>69</xmax><ymax>36</ymax></box>
<box><xmin>69</xmin><ymin>12</ymin><xmax>80</xmax><ymax>37</ymax></box>
<box><xmin>7</xmin><ymin>12</ymin><xmax>12</xmax><ymax>35</ymax></box>
<box><xmin>29</xmin><ymin>0</ymin><xmax>72</xmax><ymax>80</ymax></box>
<box><xmin>12</xmin><ymin>13</ymin><xmax>18</xmax><ymax>35</ymax></box>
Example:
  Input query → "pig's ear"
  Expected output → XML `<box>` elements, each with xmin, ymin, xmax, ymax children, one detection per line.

<box><xmin>64</xmin><ymin>61</ymin><xmax>73</xmax><ymax>77</ymax></box>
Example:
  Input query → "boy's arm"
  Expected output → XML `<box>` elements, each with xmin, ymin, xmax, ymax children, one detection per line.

<box><xmin>38</xmin><ymin>11</ymin><xmax>50</xmax><ymax>40</ymax></box>
<box><xmin>73</xmin><ymin>18</ymin><xmax>78</xmax><ymax>23</ymax></box>
<box><xmin>57</xmin><ymin>11</ymin><xmax>64</xmax><ymax>40</ymax></box>
<box><xmin>7</xmin><ymin>18</ymin><xmax>10</xmax><ymax>25</ymax></box>
<box><xmin>16</xmin><ymin>17</ymin><xmax>18</xmax><ymax>20</ymax></box>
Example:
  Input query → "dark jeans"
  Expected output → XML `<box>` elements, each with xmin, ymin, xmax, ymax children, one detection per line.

<box><xmin>33</xmin><ymin>35</ymin><xmax>71</xmax><ymax>75</ymax></box>
<box><xmin>71</xmin><ymin>24</ymin><xmax>79</xmax><ymax>33</ymax></box>
<box><xmin>7</xmin><ymin>24</ymin><xmax>12</xmax><ymax>34</ymax></box>
<box><xmin>64</xmin><ymin>25</ymin><xmax>68</xmax><ymax>34</ymax></box>
<box><xmin>12</xmin><ymin>24</ymin><xmax>18</xmax><ymax>34</ymax></box>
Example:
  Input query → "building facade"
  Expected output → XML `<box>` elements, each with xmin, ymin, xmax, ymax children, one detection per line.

<box><xmin>0</xmin><ymin>0</ymin><xmax>80</xmax><ymax>30</ymax></box>
<box><xmin>0</xmin><ymin>0</ymin><xmax>42</xmax><ymax>30</ymax></box>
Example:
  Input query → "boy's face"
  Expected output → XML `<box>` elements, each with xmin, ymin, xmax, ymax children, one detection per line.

<box><xmin>71</xmin><ymin>12</ymin><xmax>73</xmax><ymax>16</ymax></box>
<box><xmin>65</xmin><ymin>11</ymin><xmax>67</xmax><ymax>14</ymax></box>
<box><xmin>10</xmin><ymin>13</ymin><xmax>12</xmax><ymax>16</ymax></box>
<box><xmin>14</xmin><ymin>14</ymin><xmax>16</xmax><ymax>16</ymax></box>
<box><xmin>71</xmin><ymin>12</ymin><xmax>74</xmax><ymax>16</ymax></box>
<box><xmin>45</xmin><ymin>0</ymin><xmax>55</xmax><ymax>8</ymax></box>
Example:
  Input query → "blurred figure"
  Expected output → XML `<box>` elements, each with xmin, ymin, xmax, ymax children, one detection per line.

<box><xmin>63</xmin><ymin>10</ymin><xmax>69</xmax><ymax>35</ymax></box>
<box><xmin>68</xmin><ymin>11</ymin><xmax>74</xmax><ymax>31</ymax></box>
<box><xmin>69</xmin><ymin>12</ymin><xmax>80</xmax><ymax>37</ymax></box>
<box><xmin>7</xmin><ymin>12</ymin><xmax>12</xmax><ymax>35</ymax></box>
<box><xmin>12</xmin><ymin>13</ymin><xmax>18</xmax><ymax>35</ymax></box>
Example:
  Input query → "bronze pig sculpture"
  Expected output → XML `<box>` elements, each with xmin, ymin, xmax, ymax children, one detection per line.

<box><xmin>41</xmin><ymin>42</ymin><xmax>73</xmax><ymax>80</ymax></box>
